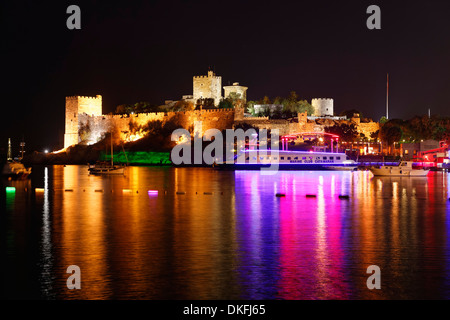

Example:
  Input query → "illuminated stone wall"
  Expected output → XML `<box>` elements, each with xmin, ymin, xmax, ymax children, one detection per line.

<box><xmin>64</xmin><ymin>95</ymin><xmax>102</xmax><ymax>148</ymax></box>
<box><xmin>65</xmin><ymin>95</ymin><xmax>379</xmax><ymax>149</ymax></box>
<box><xmin>77</xmin><ymin>109</ymin><xmax>236</xmax><ymax>146</ymax></box>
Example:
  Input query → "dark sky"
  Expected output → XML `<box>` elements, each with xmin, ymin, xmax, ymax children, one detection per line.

<box><xmin>1</xmin><ymin>0</ymin><xmax>450</xmax><ymax>152</ymax></box>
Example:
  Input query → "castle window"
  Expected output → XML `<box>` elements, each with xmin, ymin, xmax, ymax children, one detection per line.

<box><xmin>281</xmin><ymin>157</ymin><xmax>284</xmax><ymax>160</ymax></box>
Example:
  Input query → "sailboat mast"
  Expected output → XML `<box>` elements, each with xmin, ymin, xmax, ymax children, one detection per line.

<box><xmin>111</xmin><ymin>132</ymin><xmax>113</xmax><ymax>167</ymax></box>
<box><xmin>7</xmin><ymin>138</ymin><xmax>12</xmax><ymax>161</ymax></box>
<box><xmin>386</xmin><ymin>73</ymin><xmax>389</xmax><ymax>119</ymax></box>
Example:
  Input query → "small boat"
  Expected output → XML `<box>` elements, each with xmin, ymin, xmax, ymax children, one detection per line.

<box><xmin>88</xmin><ymin>161</ymin><xmax>125</xmax><ymax>175</ymax></box>
<box><xmin>215</xmin><ymin>149</ymin><xmax>357</xmax><ymax>170</ymax></box>
<box><xmin>2</xmin><ymin>161</ymin><xmax>32</xmax><ymax>179</ymax></box>
<box><xmin>2</xmin><ymin>138</ymin><xmax>31</xmax><ymax>179</ymax></box>
<box><xmin>369</xmin><ymin>161</ymin><xmax>429</xmax><ymax>177</ymax></box>
<box><xmin>88</xmin><ymin>132</ymin><xmax>126</xmax><ymax>175</ymax></box>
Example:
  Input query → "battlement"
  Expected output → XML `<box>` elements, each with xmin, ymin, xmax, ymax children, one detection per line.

<box><xmin>66</xmin><ymin>95</ymin><xmax>102</xmax><ymax>100</ymax></box>
<box><xmin>311</xmin><ymin>98</ymin><xmax>333</xmax><ymax>102</ymax></box>
<box><xmin>193</xmin><ymin>75</ymin><xmax>221</xmax><ymax>79</ymax></box>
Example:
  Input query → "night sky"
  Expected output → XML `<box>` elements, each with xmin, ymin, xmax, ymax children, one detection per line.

<box><xmin>1</xmin><ymin>0</ymin><xmax>450</xmax><ymax>152</ymax></box>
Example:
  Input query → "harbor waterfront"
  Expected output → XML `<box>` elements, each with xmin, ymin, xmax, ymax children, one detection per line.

<box><xmin>2</xmin><ymin>165</ymin><xmax>450</xmax><ymax>299</ymax></box>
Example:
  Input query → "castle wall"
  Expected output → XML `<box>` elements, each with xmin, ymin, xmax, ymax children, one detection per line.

<box><xmin>356</xmin><ymin>122</ymin><xmax>380</xmax><ymax>139</ymax></box>
<box><xmin>78</xmin><ymin>109</ymin><xmax>235</xmax><ymax>146</ymax></box>
<box><xmin>64</xmin><ymin>95</ymin><xmax>379</xmax><ymax>149</ymax></box>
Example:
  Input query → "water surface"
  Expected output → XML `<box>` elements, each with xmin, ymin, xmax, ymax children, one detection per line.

<box><xmin>1</xmin><ymin>165</ymin><xmax>450</xmax><ymax>299</ymax></box>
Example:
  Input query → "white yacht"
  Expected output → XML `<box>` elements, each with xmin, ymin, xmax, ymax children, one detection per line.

<box><xmin>369</xmin><ymin>161</ymin><xmax>429</xmax><ymax>177</ymax></box>
<box><xmin>216</xmin><ymin>149</ymin><xmax>357</xmax><ymax>170</ymax></box>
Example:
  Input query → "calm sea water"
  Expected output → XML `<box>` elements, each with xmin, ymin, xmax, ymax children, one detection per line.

<box><xmin>1</xmin><ymin>165</ymin><xmax>450</xmax><ymax>300</ymax></box>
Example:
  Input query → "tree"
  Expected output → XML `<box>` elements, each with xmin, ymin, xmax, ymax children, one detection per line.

<box><xmin>380</xmin><ymin>124</ymin><xmax>402</xmax><ymax>146</ymax></box>
<box><xmin>379</xmin><ymin>116</ymin><xmax>388</xmax><ymax>125</ymax></box>
<box><xmin>246</xmin><ymin>101</ymin><xmax>256</xmax><ymax>115</ymax></box>
<box><xmin>296</xmin><ymin>100</ymin><xmax>314</xmax><ymax>116</ymax></box>
<box><xmin>288</xmin><ymin>91</ymin><xmax>299</xmax><ymax>103</ymax></box>
<box><xmin>262</xmin><ymin>95</ymin><xmax>271</xmax><ymax>104</ymax></box>
<box><xmin>218</xmin><ymin>98</ymin><xmax>233</xmax><ymax>109</ymax></box>
<box><xmin>370</xmin><ymin>130</ymin><xmax>380</xmax><ymax>142</ymax></box>
<box><xmin>172</xmin><ymin>100</ymin><xmax>194</xmax><ymax>112</ymax></box>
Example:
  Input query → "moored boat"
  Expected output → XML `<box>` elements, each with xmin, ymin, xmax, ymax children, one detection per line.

<box><xmin>2</xmin><ymin>161</ymin><xmax>32</xmax><ymax>179</ymax></box>
<box><xmin>216</xmin><ymin>149</ymin><xmax>357</xmax><ymax>170</ymax></box>
<box><xmin>88</xmin><ymin>161</ymin><xmax>125</xmax><ymax>175</ymax></box>
<box><xmin>88</xmin><ymin>132</ymin><xmax>126</xmax><ymax>175</ymax></box>
<box><xmin>2</xmin><ymin>138</ymin><xmax>31</xmax><ymax>179</ymax></box>
<box><xmin>369</xmin><ymin>161</ymin><xmax>429</xmax><ymax>177</ymax></box>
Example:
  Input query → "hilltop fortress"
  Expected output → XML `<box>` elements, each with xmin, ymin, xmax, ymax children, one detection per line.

<box><xmin>64</xmin><ymin>70</ymin><xmax>379</xmax><ymax>149</ymax></box>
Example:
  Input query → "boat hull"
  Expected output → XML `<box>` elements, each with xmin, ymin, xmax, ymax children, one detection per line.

<box><xmin>88</xmin><ymin>166</ymin><xmax>125</xmax><ymax>175</ymax></box>
<box><xmin>2</xmin><ymin>162</ymin><xmax>32</xmax><ymax>179</ymax></box>
<box><xmin>369</xmin><ymin>168</ymin><xmax>429</xmax><ymax>177</ymax></box>
<box><xmin>217</xmin><ymin>163</ymin><xmax>358</xmax><ymax>171</ymax></box>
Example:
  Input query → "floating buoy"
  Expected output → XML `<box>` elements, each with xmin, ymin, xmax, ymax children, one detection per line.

<box><xmin>306</xmin><ymin>194</ymin><xmax>316</xmax><ymax>198</ymax></box>
<box><xmin>339</xmin><ymin>195</ymin><xmax>350</xmax><ymax>200</ymax></box>
<box><xmin>276</xmin><ymin>193</ymin><xmax>286</xmax><ymax>197</ymax></box>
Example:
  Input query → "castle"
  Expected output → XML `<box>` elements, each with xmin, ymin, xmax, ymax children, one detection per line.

<box><xmin>63</xmin><ymin>70</ymin><xmax>379</xmax><ymax>149</ymax></box>
<box><xmin>64</xmin><ymin>95</ymin><xmax>102</xmax><ymax>148</ymax></box>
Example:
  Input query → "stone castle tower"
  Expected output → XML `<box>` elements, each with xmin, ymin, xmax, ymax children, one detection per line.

<box><xmin>311</xmin><ymin>98</ymin><xmax>334</xmax><ymax>117</ymax></box>
<box><xmin>223</xmin><ymin>82</ymin><xmax>248</xmax><ymax>103</ymax></box>
<box><xmin>193</xmin><ymin>70</ymin><xmax>222</xmax><ymax>106</ymax></box>
<box><xmin>64</xmin><ymin>95</ymin><xmax>102</xmax><ymax>148</ymax></box>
